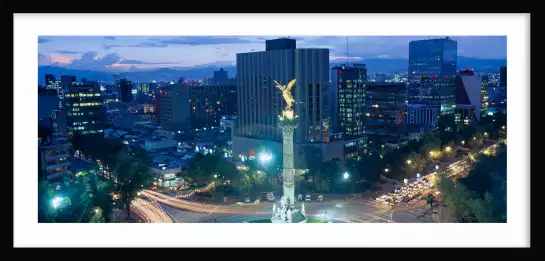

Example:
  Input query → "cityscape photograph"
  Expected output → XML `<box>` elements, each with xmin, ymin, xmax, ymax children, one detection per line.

<box><xmin>37</xmin><ymin>35</ymin><xmax>507</xmax><ymax>224</ymax></box>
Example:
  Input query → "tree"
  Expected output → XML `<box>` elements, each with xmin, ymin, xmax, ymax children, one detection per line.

<box><xmin>113</xmin><ymin>151</ymin><xmax>153</xmax><ymax>219</ymax></box>
<box><xmin>468</xmin><ymin>132</ymin><xmax>484</xmax><ymax>149</ymax></box>
<box><xmin>402</xmin><ymin>152</ymin><xmax>425</xmax><ymax>177</ymax></box>
<box><xmin>233</xmin><ymin>171</ymin><xmax>252</xmax><ymax>194</ymax></box>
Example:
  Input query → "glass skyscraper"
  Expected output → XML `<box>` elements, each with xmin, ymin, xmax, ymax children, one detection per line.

<box><xmin>407</xmin><ymin>37</ymin><xmax>457</xmax><ymax>116</ymax></box>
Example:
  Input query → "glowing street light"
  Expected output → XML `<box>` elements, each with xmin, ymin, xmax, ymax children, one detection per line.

<box><xmin>435</xmin><ymin>165</ymin><xmax>439</xmax><ymax>170</ymax></box>
<box><xmin>406</xmin><ymin>160</ymin><xmax>412</xmax><ymax>165</ymax></box>
<box><xmin>461</xmin><ymin>140</ymin><xmax>465</xmax><ymax>145</ymax></box>
<box><xmin>258</xmin><ymin>152</ymin><xmax>273</xmax><ymax>164</ymax></box>
<box><xmin>214</xmin><ymin>174</ymin><xmax>218</xmax><ymax>179</ymax></box>
<box><xmin>51</xmin><ymin>196</ymin><xmax>64</xmax><ymax>209</ymax></box>
<box><xmin>384</xmin><ymin>168</ymin><xmax>389</xmax><ymax>173</ymax></box>
<box><xmin>343</xmin><ymin>172</ymin><xmax>350</xmax><ymax>180</ymax></box>
<box><xmin>445</xmin><ymin>146</ymin><xmax>452</xmax><ymax>152</ymax></box>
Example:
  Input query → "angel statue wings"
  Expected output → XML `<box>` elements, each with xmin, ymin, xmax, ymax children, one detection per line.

<box><xmin>274</xmin><ymin>79</ymin><xmax>296</xmax><ymax>111</ymax></box>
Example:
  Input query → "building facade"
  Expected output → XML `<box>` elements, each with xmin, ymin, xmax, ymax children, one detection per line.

<box><xmin>407</xmin><ymin>37</ymin><xmax>457</xmax><ymax>119</ymax></box>
<box><xmin>236</xmin><ymin>39</ymin><xmax>330</xmax><ymax>143</ymax></box>
<box><xmin>213</xmin><ymin>68</ymin><xmax>229</xmax><ymax>85</ymax></box>
<box><xmin>190</xmin><ymin>84</ymin><xmax>237</xmax><ymax>128</ymax></box>
<box><xmin>455</xmin><ymin>69</ymin><xmax>482</xmax><ymax>121</ymax></box>
<box><xmin>65</xmin><ymin>83</ymin><xmax>105</xmax><ymax>135</ymax></box>
<box><xmin>119</xmin><ymin>79</ymin><xmax>133</xmax><ymax>102</ymax></box>
<box><xmin>39</xmin><ymin>140</ymin><xmax>73</xmax><ymax>187</ymax></box>
<box><xmin>406</xmin><ymin>104</ymin><xmax>440</xmax><ymax>127</ymax></box>
<box><xmin>159</xmin><ymin>84</ymin><xmax>191</xmax><ymax>133</ymax></box>
<box><xmin>329</xmin><ymin>64</ymin><xmax>368</xmax><ymax>138</ymax></box>
<box><xmin>364</xmin><ymin>82</ymin><xmax>407</xmax><ymax>150</ymax></box>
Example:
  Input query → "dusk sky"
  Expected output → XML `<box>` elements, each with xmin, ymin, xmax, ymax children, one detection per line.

<box><xmin>38</xmin><ymin>36</ymin><xmax>506</xmax><ymax>72</ymax></box>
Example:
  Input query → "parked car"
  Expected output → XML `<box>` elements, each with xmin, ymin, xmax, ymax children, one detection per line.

<box><xmin>297</xmin><ymin>194</ymin><xmax>303</xmax><ymax>201</ymax></box>
<box><xmin>317</xmin><ymin>194</ymin><xmax>324</xmax><ymax>202</ymax></box>
<box><xmin>305</xmin><ymin>194</ymin><xmax>312</xmax><ymax>202</ymax></box>
<box><xmin>244</xmin><ymin>197</ymin><xmax>251</xmax><ymax>203</ymax></box>
<box><xmin>266</xmin><ymin>192</ymin><xmax>275</xmax><ymax>202</ymax></box>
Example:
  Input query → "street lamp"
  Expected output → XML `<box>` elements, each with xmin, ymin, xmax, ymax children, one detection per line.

<box><xmin>51</xmin><ymin>196</ymin><xmax>64</xmax><ymax>209</ymax></box>
<box><xmin>384</xmin><ymin>168</ymin><xmax>389</xmax><ymax>173</ymax></box>
<box><xmin>435</xmin><ymin>165</ymin><xmax>439</xmax><ymax>170</ymax></box>
<box><xmin>406</xmin><ymin>160</ymin><xmax>412</xmax><ymax>165</ymax></box>
<box><xmin>258</xmin><ymin>152</ymin><xmax>272</xmax><ymax>165</ymax></box>
<box><xmin>343</xmin><ymin>172</ymin><xmax>350</xmax><ymax>200</ymax></box>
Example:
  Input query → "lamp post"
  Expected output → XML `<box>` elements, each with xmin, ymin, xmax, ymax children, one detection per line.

<box><xmin>343</xmin><ymin>172</ymin><xmax>349</xmax><ymax>201</ymax></box>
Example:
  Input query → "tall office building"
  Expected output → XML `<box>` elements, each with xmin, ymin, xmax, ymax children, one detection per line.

<box><xmin>234</xmin><ymin>38</ymin><xmax>343</xmax><ymax>166</ymax></box>
<box><xmin>60</xmin><ymin>75</ymin><xmax>76</xmax><ymax>108</ymax></box>
<box><xmin>159</xmin><ymin>84</ymin><xmax>191</xmax><ymax>133</ymax></box>
<box><xmin>455</xmin><ymin>69</ymin><xmax>482</xmax><ymax>123</ymax></box>
<box><xmin>213</xmin><ymin>68</ymin><xmax>228</xmax><ymax>85</ymax></box>
<box><xmin>407</xmin><ymin>37</ymin><xmax>457</xmax><ymax>120</ymax></box>
<box><xmin>65</xmin><ymin>83</ymin><xmax>105</xmax><ymax>135</ymax></box>
<box><xmin>236</xmin><ymin>38</ymin><xmax>330</xmax><ymax>143</ymax></box>
<box><xmin>330</xmin><ymin>64</ymin><xmax>367</xmax><ymax>138</ymax></box>
<box><xmin>177</xmin><ymin>77</ymin><xmax>185</xmax><ymax>85</ymax></box>
<box><xmin>480</xmin><ymin>75</ymin><xmax>489</xmax><ymax>117</ymax></box>
<box><xmin>364</xmin><ymin>83</ymin><xmax>407</xmax><ymax>150</ymax></box>
<box><xmin>119</xmin><ymin>79</ymin><xmax>133</xmax><ymax>102</ymax></box>
<box><xmin>114</xmin><ymin>73</ymin><xmax>121</xmax><ymax>92</ymax></box>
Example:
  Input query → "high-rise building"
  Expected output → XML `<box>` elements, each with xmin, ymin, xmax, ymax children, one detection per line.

<box><xmin>65</xmin><ymin>83</ymin><xmax>105</xmax><ymax>135</ymax></box>
<box><xmin>236</xmin><ymin>40</ymin><xmax>330</xmax><ymax>143</ymax></box>
<box><xmin>407</xmin><ymin>37</ymin><xmax>457</xmax><ymax>120</ymax></box>
<box><xmin>119</xmin><ymin>79</ymin><xmax>133</xmax><ymax>102</ymax></box>
<box><xmin>213</xmin><ymin>68</ymin><xmax>228</xmax><ymax>85</ymax></box>
<box><xmin>455</xmin><ymin>69</ymin><xmax>482</xmax><ymax>122</ymax></box>
<box><xmin>190</xmin><ymin>84</ymin><xmax>237</xmax><ymax>127</ymax></box>
<box><xmin>60</xmin><ymin>75</ymin><xmax>76</xmax><ymax>108</ymax></box>
<box><xmin>480</xmin><ymin>75</ymin><xmax>489</xmax><ymax>117</ymax></box>
<box><xmin>159</xmin><ymin>84</ymin><xmax>191</xmax><ymax>133</ymax></box>
<box><xmin>330</xmin><ymin>64</ymin><xmax>367</xmax><ymax>138</ymax></box>
<box><xmin>177</xmin><ymin>77</ymin><xmax>185</xmax><ymax>85</ymax></box>
<box><xmin>364</xmin><ymin>83</ymin><xmax>407</xmax><ymax>150</ymax></box>
<box><xmin>233</xmin><ymin>38</ymin><xmax>344</xmax><ymax>167</ymax></box>
<box><xmin>38</xmin><ymin>88</ymin><xmax>58</xmax><ymax>127</ymax></box>
<box><xmin>265</xmin><ymin>38</ymin><xmax>296</xmax><ymax>51</ymax></box>
<box><xmin>114</xmin><ymin>73</ymin><xmax>121</xmax><ymax>92</ymax></box>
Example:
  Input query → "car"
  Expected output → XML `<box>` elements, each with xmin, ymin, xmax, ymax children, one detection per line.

<box><xmin>244</xmin><ymin>197</ymin><xmax>251</xmax><ymax>203</ymax></box>
<box><xmin>297</xmin><ymin>194</ymin><xmax>303</xmax><ymax>201</ymax></box>
<box><xmin>305</xmin><ymin>194</ymin><xmax>312</xmax><ymax>202</ymax></box>
<box><xmin>317</xmin><ymin>194</ymin><xmax>324</xmax><ymax>202</ymax></box>
<box><xmin>266</xmin><ymin>192</ymin><xmax>275</xmax><ymax>202</ymax></box>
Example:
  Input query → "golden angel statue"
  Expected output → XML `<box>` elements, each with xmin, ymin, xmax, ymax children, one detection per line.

<box><xmin>274</xmin><ymin>79</ymin><xmax>296</xmax><ymax>111</ymax></box>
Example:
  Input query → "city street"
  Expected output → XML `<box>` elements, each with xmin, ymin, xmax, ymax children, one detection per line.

<box><xmin>135</xmin><ymin>194</ymin><xmax>432</xmax><ymax>223</ymax></box>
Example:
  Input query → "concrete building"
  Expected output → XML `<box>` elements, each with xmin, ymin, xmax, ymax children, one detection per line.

<box><xmin>119</xmin><ymin>79</ymin><xmax>133</xmax><ymax>103</ymax></box>
<box><xmin>407</xmin><ymin>37</ymin><xmax>457</xmax><ymax>122</ymax></box>
<box><xmin>159</xmin><ymin>84</ymin><xmax>191</xmax><ymax>133</ymax></box>
<box><xmin>141</xmin><ymin>137</ymin><xmax>177</xmax><ymax>152</ymax></box>
<box><xmin>455</xmin><ymin>69</ymin><xmax>482</xmax><ymax>121</ymax></box>
<box><xmin>65</xmin><ymin>83</ymin><xmax>105</xmax><ymax>135</ymax></box>
<box><xmin>213</xmin><ymin>68</ymin><xmax>229</xmax><ymax>85</ymax></box>
<box><xmin>190</xmin><ymin>84</ymin><xmax>237</xmax><ymax>128</ymax></box>
<box><xmin>364</xmin><ymin>82</ymin><xmax>407</xmax><ymax>150</ymax></box>
<box><xmin>406</xmin><ymin>104</ymin><xmax>440</xmax><ymax>127</ymax></box>
<box><xmin>330</xmin><ymin>64</ymin><xmax>367</xmax><ymax>138</ymax></box>
<box><xmin>234</xmin><ymin>38</ymin><xmax>342</xmax><ymax>165</ymax></box>
<box><xmin>39</xmin><ymin>140</ymin><xmax>73</xmax><ymax>187</ymax></box>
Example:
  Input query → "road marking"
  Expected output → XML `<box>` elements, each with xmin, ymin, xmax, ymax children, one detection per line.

<box><xmin>208</xmin><ymin>205</ymin><xmax>220</xmax><ymax>215</ymax></box>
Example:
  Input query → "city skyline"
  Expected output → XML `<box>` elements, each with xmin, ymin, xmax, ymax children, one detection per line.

<box><xmin>38</xmin><ymin>36</ymin><xmax>507</xmax><ymax>72</ymax></box>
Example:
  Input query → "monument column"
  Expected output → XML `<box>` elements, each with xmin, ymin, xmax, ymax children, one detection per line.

<box><xmin>278</xmin><ymin>114</ymin><xmax>297</xmax><ymax>209</ymax></box>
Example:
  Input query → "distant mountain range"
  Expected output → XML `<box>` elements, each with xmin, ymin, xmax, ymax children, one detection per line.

<box><xmin>38</xmin><ymin>56</ymin><xmax>506</xmax><ymax>84</ymax></box>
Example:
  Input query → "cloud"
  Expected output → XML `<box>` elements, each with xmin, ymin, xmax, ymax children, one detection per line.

<box><xmin>118</xmin><ymin>59</ymin><xmax>179</xmax><ymax>65</ymax></box>
<box><xmin>104</xmin><ymin>36</ymin><xmax>116</xmax><ymax>40</ymax></box>
<box><xmin>148</xmin><ymin>36</ymin><xmax>252</xmax><ymax>46</ymax></box>
<box><xmin>38</xmin><ymin>53</ymin><xmax>51</xmax><ymax>65</ymax></box>
<box><xmin>38</xmin><ymin>38</ymin><xmax>49</xmax><ymax>44</ymax></box>
<box><xmin>56</xmin><ymin>50</ymin><xmax>80</xmax><ymax>54</ymax></box>
<box><xmin>103</xmin><ymin>42</ymin><xmax>168</xmax><ymax>50</ymax></box>
<box><xmin>69</xmin><ymin>51</ymin><xmax>123</xmax><ymax>70</ymax></box>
